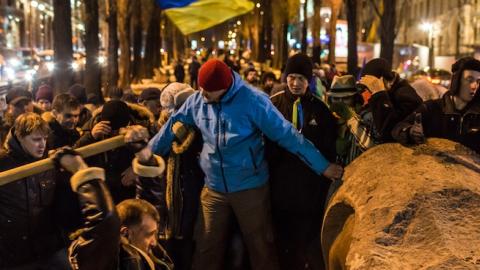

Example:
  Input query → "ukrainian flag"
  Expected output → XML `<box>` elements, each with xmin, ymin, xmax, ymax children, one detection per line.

<box><xmin>157</xmin><ymin>0</ymin><xmax>254</xmax><ymax>35</ymax></box>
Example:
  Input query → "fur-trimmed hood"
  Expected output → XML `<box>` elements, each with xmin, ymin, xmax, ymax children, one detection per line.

<box><xmin>41</xmin><ymin>111</ymin><xmax>55</xmax><ymax>124</ymax></box>
<box><xmin>84</xmin><ymin>102</ymin><xmax>156</xmax><ymax>131</ymax></box>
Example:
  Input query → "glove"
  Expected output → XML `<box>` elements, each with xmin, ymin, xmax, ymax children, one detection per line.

<box><xmin>126</xmin><ymin>140</ymin><xmax>148</xmax><ymax>153</ymax></box>
<box><xmin>52</xmin><ymin>147</ymin><xmax>87</xmax><ymax>174</ymax></box>
<box><xmin>358</xmin><ymin>75</ymin><xmax>386</xmax><ymax>94</ymax></box>
<box><xmin>409</xmin><ymin>113</ymin><xmax>425</xmax><ymax>144</ymax></box>
<box><xmin>330</xmin><ymin>102</ymin><xmax>354</xmax><ymax>121</ymax></box>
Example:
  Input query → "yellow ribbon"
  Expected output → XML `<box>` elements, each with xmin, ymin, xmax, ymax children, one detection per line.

<box><xmin>292</xmin><ymin>97</ymin><xmax>301</xmax><ymax>129</ymax></box>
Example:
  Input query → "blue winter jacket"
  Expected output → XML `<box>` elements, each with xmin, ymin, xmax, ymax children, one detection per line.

<box><xmin>149</xmin><ymin>71</ymin><xmax>330</xmax><ymax>193</ymax></box>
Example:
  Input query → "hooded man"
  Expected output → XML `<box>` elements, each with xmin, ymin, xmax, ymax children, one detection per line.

<box><xmin>358</xmin><ymin>58</ymin><xmax>422</xmax><ymax>143</ymax></box>
<box><xmin>393</xmin><ymin>57</ymin><xmax>480</xmax><ymax>154</ymax></box>
<box><xmin>268</xmin><ymin>53</ymin><xmax>337</xmax><ymax>270</ymax></box>
<box><xmin>147</xmin><ymin>59</ymin><xmax>343</xmax><ymax>270</ymax></box>
<box><xmin>75</xmin><ymin>100</ymin><xmax>157</xmax><ymax>202</ymax></box>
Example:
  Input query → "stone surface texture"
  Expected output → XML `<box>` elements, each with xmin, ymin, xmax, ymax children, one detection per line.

<box><xmin>322</xmin><ymin>138</ymin><xmax>480</xmax><ymax>270</ymax></box>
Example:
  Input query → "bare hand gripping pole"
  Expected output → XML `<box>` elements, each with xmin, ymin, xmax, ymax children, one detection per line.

<box><xmin>0</xmin><ymin>135</ymin><xmax>126</xmax><ymax>186</ymax></box>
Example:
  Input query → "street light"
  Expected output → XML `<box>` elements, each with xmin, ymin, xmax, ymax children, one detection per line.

<box><xmin>419</xmin><ymin>21</ymin><xmax>436</xmax><ymax>68</ymax></box>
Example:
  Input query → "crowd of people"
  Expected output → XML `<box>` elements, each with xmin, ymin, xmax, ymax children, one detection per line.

<box><xmin>0</xmin><ymin>52</ymin><xmax>479</xmax><ymax>270</ymax></box>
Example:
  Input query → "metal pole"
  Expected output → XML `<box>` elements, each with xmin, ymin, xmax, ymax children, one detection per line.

<box><xmin>0</xmin><ymin>135</ymin><xmax>125</xmax><ymax>186</ymax></box>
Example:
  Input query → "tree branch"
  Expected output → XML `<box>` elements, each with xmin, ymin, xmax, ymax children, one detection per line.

<box><xmin>368</xmin><ymin>0</ymin><xmax>382</xmax><ymax>19</ymax></box>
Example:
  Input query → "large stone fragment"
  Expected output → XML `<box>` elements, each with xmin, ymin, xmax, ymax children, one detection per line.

<box><xmin>322</xmin><ymin>138</ymin><xmax>480</xmax><ymax>270</ymax></box>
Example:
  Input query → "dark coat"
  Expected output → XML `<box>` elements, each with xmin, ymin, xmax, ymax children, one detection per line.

<box><xmin>42</xmin><ymin>112</ymin><xmax>81</xmax><ymax>150</ymax></box>
<box><xmin>268</xmin><ymin>87</ymin><xmax>337</xmax><ymax>215</ymax></box>
<box><xmin>392</xmin><ymin>92</ymin><xmax>480</xmax><ymax>154</ymax></box>
<box><xmin>188</xmin><ymin>61</ymin><xmax>201</xmax><ymax>77</ymax></box>
<box><xmin>0</xmin><ymin>113</ymin><xmax>13</xmax><ymax>147</ymax></box>
<box><xmin>367</xmin><ymin>78</ymin><xmax>423</xmax><ymax>142</ymax></box>
<box><xmin>78</xmin><ymin>107</ymin><xmax>92</xmax><ymax>129</ymax></box>
<box><xmin>75</xmin><ymin>103</ymin><xmax>156</xmax><ymax>203</ymax></box>
<box><xmin>174</xmin><ymin>63</ymin><xmax>185</xmax><ymax>83</ymax></box>
<box><xmin>68</xmin><ymin>167</ymin><xmax>173</xmax><ymax>270</ymax></box>
<box><xmin>0</xmin><ymin>132</ymin><xmax>66</xmax><ymax>268</ymax></box>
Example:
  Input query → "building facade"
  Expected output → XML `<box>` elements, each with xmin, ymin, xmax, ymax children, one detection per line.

<box><xmin>397</xmin><ymin>0</ymin><xmax>480</xmax><ymax>61</ymax></box>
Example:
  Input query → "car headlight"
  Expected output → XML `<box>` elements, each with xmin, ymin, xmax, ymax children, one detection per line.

<box><xmin>5</xmin><ymin>67</ymin><xmax>15</xmax><ymax>80</ymax></box>
<box><xmin>71</xmin><ymin>62</ymin><xmax>79</xmax><ymax>71</ymax></box>
<box><xmin>46</xmin><ymin>62</ymin><xmax>55</xmax><ymax>71</ymax></box>
<box><xmin>98</xmin><ymin>56</ymin><xmax>106</xmax><ymax>65</ymax></box>
<box><xmin>7</xmin><ymin>58</ymin><xmax>20</xmax><ymax>68</ymax></box>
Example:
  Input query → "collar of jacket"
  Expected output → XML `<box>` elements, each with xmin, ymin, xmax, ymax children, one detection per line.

<box><xmin>443</xmin><ymin>92</ymin><xmax>480</xmax><ymax>115</ymax></box>
<box><xmin>283</xmin><ymin>85</ymin><xmax>313</xmax><ymax>103</ymax></box>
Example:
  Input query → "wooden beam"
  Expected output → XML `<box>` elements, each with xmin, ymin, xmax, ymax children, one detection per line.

<box><xmin>0</xmin><ymin>135</ymin><xmax>125</xmax><ymax>186</ymax></box>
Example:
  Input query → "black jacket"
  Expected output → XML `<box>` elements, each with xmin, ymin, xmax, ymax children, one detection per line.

<box><xmin>69</xmin><ymin>165</ymin><xmax>173</xmax><ymax>270</ymax></box>
<box><xmin>268</xmin><ymin>88</ymin><xmax>337</xmax><ymax>215</ymax></box>
<box><xmin>367</xmin><ymin>78</ymin><xmax>423</xmax><ymax>142</ymax></box>
<box><xmin>0</xmin><ymin>132</ymin><xmax>66</xmax><ymax>268</ymax></box>
<box><xmin>75</xmin><ymin>103</ymin><xmax>156</xmax><ymax>203</ymax></box>
<box><xmin>392</xmin><ymin>92</ymin><xmax>480</xmax><ymax>154</ymax></box>
<box><xmin>42</xmin><ymin>112</ymin><xmax>81</xmax><ymax>150</ymax></box>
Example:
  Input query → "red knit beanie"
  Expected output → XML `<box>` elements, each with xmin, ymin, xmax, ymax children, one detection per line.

<box><xmin>198</xmin><ymin>59</ymin><xmax>232</xmax><ymax>92</ymax></box>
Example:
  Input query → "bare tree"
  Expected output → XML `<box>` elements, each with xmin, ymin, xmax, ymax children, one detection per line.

<box><xmin>258</xmin><ymin>0</ymin><xmax>272</xmax><ymax>63</ymax></box>
<box><xmin>84</xmin><ymin>0</ymin><xmax>102</xmax><ymax>98</ymax></box>
<box><xmin>301</xmin><ymin>0</ymin><xmax>308</xmax><ymax>54</ymax></box>
<box><xmin>346</xmin><ymin>0</ymin><xmax>358</xmax><ymax>75</ymax></box>
<box><xmin>53</xmin><ymin>0</ymin><xmax>74</xmax><ymax>94</ymax></box>
<box><xmin>328</xmin><ymin>0</ymin><xmax>342</xmax><ymax>64</ymax></box>
<box><xmin>130</xmin><ymin>0</ymin><xmax>142</xmax><ymax>82</ymax></box>
<box><xmin>118</xmin><ymin>0</ymin><xmax>132</xmax><ymax>87</ymax></box>
<box><xmin>271</xmin><ymin>0</ymin><xmax>299</xmax><ymax>68</ymax></box>
<box><xmin>143</xmin><ymin>6</ymin><xmax>162</xmax><ymax>78</ymax></box>
<box><xmin>368</xmin><ymin>0</ymin><xmax>410</xmax><ymax>68</ymax></box>
<box><xmin>312</xmin><ymin>0</ymin><xmax>322</xmax><ymax>64</ymax></box>
<box><xmin>107</xmin><ymin>0</ymin><xmax>119</xmax><ymax>88</ymax></box>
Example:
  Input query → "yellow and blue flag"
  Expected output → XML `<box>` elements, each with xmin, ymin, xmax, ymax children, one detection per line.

<box><xmin>157</xmin><ymin>0</ymin><xmax>254</xmax><ymax>35</ymax></box>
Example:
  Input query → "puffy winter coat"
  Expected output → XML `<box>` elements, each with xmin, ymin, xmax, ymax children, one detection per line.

<box><xmin>367</xmin><ymin>78</ymin><xmax>423</xmax><ymax>142</ymax></box>
<box><xmin>69</xmin><ymin>162</ymin><xmax>173</xmax><ymax>270</ymax></box>
<box><xmin>392</xmin><ymin>92</ymin><xmax>480</xmax><ymax>154</ymax></box>
<box><xmin>75</xmin><ymin>102</ymin><xmax>156</xmax><ymax>202</ymax></box>
<box><xmin>150</xmin><ymin>71</ymin><xmax>331</xmax><ymax>193</ymax></box>
<box><xmin>0</xmin><ymin>131</ymin><xmax>66</xmax><ymax>268</ymax></box>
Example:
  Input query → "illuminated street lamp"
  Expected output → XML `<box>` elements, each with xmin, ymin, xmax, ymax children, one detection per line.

<box><xmin>419</xmin><ymin>21</ymin><xmax>436</xmax><ymax>68</ymax></box>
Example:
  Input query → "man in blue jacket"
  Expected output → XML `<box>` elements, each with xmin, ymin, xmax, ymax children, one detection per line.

<box><xmin>148</xmin><ymin>59</ymin><xmax>343</xmax><ymax>270</ymax></box>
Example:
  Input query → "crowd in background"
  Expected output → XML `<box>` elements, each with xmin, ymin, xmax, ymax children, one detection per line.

<box><xmin>0</xmin><ymin>51</ymin><xmax>479</xmax><ymax>270</ymax></box>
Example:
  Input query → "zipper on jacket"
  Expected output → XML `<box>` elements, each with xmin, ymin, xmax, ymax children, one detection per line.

<box><xmin>459</xmin><ymin>115</ymin><xmax>463</xmax><ymax>136</ymax></box>
<box><xmin>223</xmin><ymin>120</ymin><xmax>227</xmax><ymax>146</ymax></box>
<box><xmin>249</xmin><ymin>147</ymin><xmax>258</xmax><ymax>174</ymax></box>
<box><xmin>216</xmin><ymin>104</ymin><xmax>229</xmax><ymax>192</ymax></box>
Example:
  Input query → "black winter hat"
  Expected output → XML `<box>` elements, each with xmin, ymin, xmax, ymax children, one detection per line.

<box><xmin>68</xmin><ymin>84</ymin><xmax>87</xmax><ymax>104</ymax></box>
<box><xmin>363</xmin><ymin>58</ymin><xmax>395</xmax><ymax>81</ymax></box>
<box><xmin>284</xmin><ymin>53</ymin><xmax>313</xmax><ymax>81</ymax></box>
<box><xmin>139</xmin><ymin>87</ymin><xmax>161</xmax><ymax>102</ymax></box>
<box><xmin>100</xmin><ymin>100</ymin><xmax>131</xmax><ymax>130</ymax></box>
<box><xmin>450</xmin><ymin>57</ymin><xmax>480</xmax><ymax>95</ymax></box>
